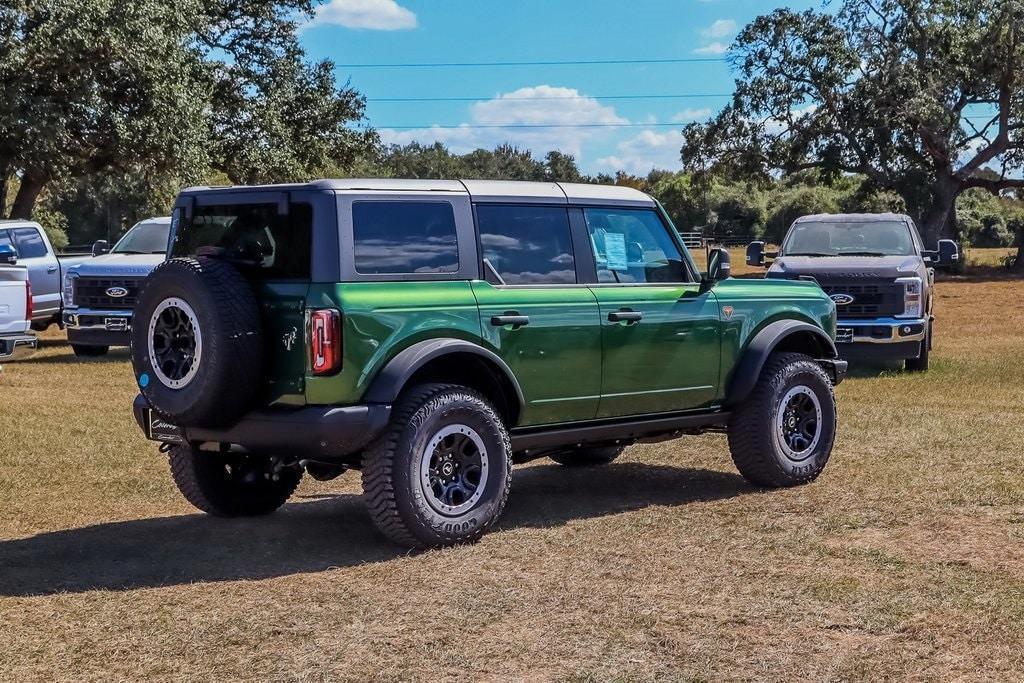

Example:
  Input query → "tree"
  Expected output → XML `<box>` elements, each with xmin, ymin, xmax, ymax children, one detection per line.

<box><xmin>681</xmin><ymin>0</ymin><xmax>1024</xmax><ymax>246</ymax></box>
<box><xmin>0</xmin><ymin>0</ymin><xmax>370</xmax><ymax>221</ymax></box>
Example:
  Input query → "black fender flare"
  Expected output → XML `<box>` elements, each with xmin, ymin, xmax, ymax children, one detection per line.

<box><xmin>725</xmin><ymin>320</ymin><xmax>838</xmax><ymax>407</ymax></box>
<box><xmin>363</xmin><ymin>338</ymin><xmax>526</xmax><ymax>410</ymax></box>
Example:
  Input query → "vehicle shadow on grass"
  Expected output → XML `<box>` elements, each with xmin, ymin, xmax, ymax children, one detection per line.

<box><xmin>0</xmin><ymin>463</ymin><xmax>748</xmax><ymax>597</ymax></box>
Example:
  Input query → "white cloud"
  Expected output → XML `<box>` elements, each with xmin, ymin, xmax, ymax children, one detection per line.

<box><xmin>693</xmin><ymin>41</ymin><xmax>729</xmax><ymax>55</ymax></box>
<box><xmin>309</xmin><ymin>0</ymin><xmax>417</xmax><ymax>30</ymax></box>
<box><xmin>378</xmin><ymin>86</ymin><xmax>628</xmax><ymax>160</ymax></box>
<box><xmin>702</xmin><ymin>19</ymin><xmax>736</xmax><ymax>38</ymax></box>
<box><xmin>595</xmin><ymin>130</ymin><xmax>685</xmax><ymax>175</ymax></box>
<box><xmin>674</xmin><ymin>107</ymin><xmax>713</xmax><ymax>121</ymax></box>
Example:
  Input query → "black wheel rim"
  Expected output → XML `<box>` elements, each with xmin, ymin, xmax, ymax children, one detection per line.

<box><xmin>775</xmin><ymin>386</ymin><xmax>822</xmax><ymax>461</ymax></box>
<box><xmin>420</xmin><ymin>424</ymin><xmax>489</xmax><ymax>516</ymax></box>
<box><xmin>147</xmin><ymin>298</ymin><xmax>203</xmax><ymax>389</ymax></box>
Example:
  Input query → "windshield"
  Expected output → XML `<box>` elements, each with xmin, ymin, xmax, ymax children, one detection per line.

<box><xmin>112</xmin><ymin>221</ymin><xmax>170</xmax><ymax>254</ymax></box>
<box><xmin>783</xmin><ymin>220</ymin><xmax>916</xmax><ymax>257</ymax></box>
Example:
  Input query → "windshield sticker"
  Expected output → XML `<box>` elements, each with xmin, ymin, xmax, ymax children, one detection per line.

<box><xmin>605</xmin><ymin>233</ymin><xmax>628</xmax><ymax>271</ymax></box>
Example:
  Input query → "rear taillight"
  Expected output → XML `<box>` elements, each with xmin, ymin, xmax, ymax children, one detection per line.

<box><xmin>25</xmin><ymin>281</ymin><xmax>32</xmax><ymax>322</ymax></box>
<box><xmin>310</xmin><ymin>309</ymin><xmax>341</xmax><ymax>375</ymax></box>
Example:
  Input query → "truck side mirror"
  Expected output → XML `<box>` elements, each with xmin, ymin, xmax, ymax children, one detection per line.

<box><xmin>746</xmin><ymin>241</ymin><xmax>765</xmax><ymax>267</ymax></box>
<box><xmin>936</xmin><ymin>239</ymin><xmax>959</xmax><ymax>267</ymax></box>
<box><xmin>0</xmin><ymin>244</ymin><xmax>16</xmax><ymax>265</ymax></box>
<box><xmin>705</xmin><ymin>247</ymin><xmax>731</xmax><ymax>284</ymax></box>
<box><xmin>91</xmin><ymin>240</ymin><xmax>109</xmax><ymax>257</ymax></box>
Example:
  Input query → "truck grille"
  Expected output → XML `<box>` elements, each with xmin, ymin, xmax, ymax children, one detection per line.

<box><xmin>821</xmin><ymin>281</ymin><xmax>904</xmax><ymax>318</ymax></box>
<box><xmin>73</xmin><ymin>277</ymin><xmax>141</xmax><ymax>310</ymax></box>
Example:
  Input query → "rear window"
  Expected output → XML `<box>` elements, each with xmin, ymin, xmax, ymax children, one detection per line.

<box><xmin>352</xmin><ymin>201</ymin><xmax>459</xmax><ymax>274</ymax></box>
<box><xmin>171</xmin><ymin>202</ymin><xmax>312</xmax><ymax>280</ymax></box>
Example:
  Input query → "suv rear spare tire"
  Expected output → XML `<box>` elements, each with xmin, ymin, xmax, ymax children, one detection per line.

<box><xmin>131</xmin><ymin>257</ymin><xmax>263</xmax><ymax>427</ymax></box>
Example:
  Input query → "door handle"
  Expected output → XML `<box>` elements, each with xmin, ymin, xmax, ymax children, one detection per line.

<box><xmin>47</xmin><ymin>265</ymin><xmax>58</xmax><ymax>273</ymax></box>
<box><xmin>608</xmin><ymin>309</ymin><xmax>643</xmax><ymax>324</ymax></box>
<box><xmin>491</xmin><ymin>314</ymin><xmax>530</xmax><ymax>328</ymax></box>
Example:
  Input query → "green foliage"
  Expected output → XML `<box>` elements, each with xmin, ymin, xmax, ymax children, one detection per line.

<box><xmin>31</xmin><ymin>209</ymin><xmax>69</xmax><ymax>251</ymax></box>
<box><xmin>764</xmin><ymin>185</ymin><xmax>841</xmax><ymax>243</ymax></box>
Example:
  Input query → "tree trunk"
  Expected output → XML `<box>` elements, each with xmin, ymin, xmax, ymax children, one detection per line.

<box><xmin>919</xmin><ymin>176</ymin><xmax>960</xmax><ymax>246</ymax></box>
<box><xmin>9</xmin><ymin>170</ymin><xmax>47</xmax><ymax>220</ymax></box>
<box><xmin>1012</xmin><ymin>241</ymin><xmax>1024</xmax><ymax>274</ymax></box>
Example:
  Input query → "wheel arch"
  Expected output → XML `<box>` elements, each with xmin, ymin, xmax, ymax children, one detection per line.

<box><xmin>725</xmin><ymin>320</ymin><xmax>837</xmax><ymax>408</ymax></box>
<box><xmin>363</xmin><ymin>338</ymin><xmax>525</xmax><ymax>426</ymax></box>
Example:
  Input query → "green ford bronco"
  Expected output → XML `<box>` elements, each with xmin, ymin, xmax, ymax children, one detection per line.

<box><xmin>130</xmin><ymin>179</ymin><xmax>846</xmax><ymax>549</ymax></box>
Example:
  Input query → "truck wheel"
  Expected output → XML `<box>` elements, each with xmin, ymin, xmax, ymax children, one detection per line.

<box><xmin>168</xmin><ymin>444</ymin><xmax>302</xmax><ymax>517</ymax></box>
<box><xmin>549</xmin><ymin>445</ymin><xmax>624</xmax><ymax>467</ymax></box>
<box><xmin>905</xmin><ymin>325</ymin><xmax>930</xmax><ymax>372</ymax></box>
<box><xmin>362</xmin><ymin>383</ymin><xmax>512</xmax><ymax>549</ymax></box>
<box><xmin>131</xmin><ymin>257</ymin><xmax>262</xmax><ymax>427</ymax></box>
<box><xmin>72</xmin><ymin>344</ymin><xmax>109</xmax><ymax>357</ymax></box>
<box><xmin>727</xmin><ymin>352</ymin><xmax>836</xmax><ymax>488</ymax></box>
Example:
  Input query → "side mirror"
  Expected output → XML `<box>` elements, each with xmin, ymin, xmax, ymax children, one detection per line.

<box><xmin>0</xmin><ymin>244</ymin><xmax>17</xmax><ymax>265</ymax></box>
<box><xmin>91</xmin><ymin>240</ymin><xmax>109</xmax><ymax>257</ymax></box>
<box><xmin>746</xmin><ymin>241</ymin><xmax>765</xmax><ymax>267</ymax></box>
<box><xmin>705</xmin><ymin>247</ymin><xmax>732</xmax><ymax>285</ymax></box>
<box><xmin>936</xmin><ymin>239</ymin><xmax>959</xmax><ymax>267</ymax></box>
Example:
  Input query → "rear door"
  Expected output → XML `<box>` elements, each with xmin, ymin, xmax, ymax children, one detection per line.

<box><xmin>580</xmin><ymin>207</ymin><xmax>721</xmax><ymax>418</ymax></box>
<box><xmin>471</xmin><ymin>204</ymin><xmax>602</xmax><ymax>426</ymax></box>
<box><xmin>10</xmin><ymin>226</ymin><xmax>60</xmax><ymax>319</ymax></box>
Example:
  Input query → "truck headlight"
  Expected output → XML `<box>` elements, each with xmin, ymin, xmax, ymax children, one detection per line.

<box><xmin>63</xmin><ymin>272</ymin><xmax>78</xmax><ymax>307</ymax></box>
<box><xmin>896</xmin><ymin>276</ymin><xmax>922</xmax><ymax>318</ymax></box>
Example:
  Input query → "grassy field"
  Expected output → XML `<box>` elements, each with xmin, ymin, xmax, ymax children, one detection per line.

<box><xmin>2</xmin><ymin>251</ymin><xmax>1024</xmax><ymax>681</ymax></box>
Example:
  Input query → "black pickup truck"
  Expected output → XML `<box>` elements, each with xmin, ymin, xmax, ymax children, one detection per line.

<box><xmin>747</xmin><ymin>213</ymin><xmax>959</xmax><ymax>371</ymax></box>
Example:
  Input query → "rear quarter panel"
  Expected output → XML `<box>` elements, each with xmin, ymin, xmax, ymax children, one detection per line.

<box><xmin>303</xmin><ymin>281</ymin><xmax>482</xmax><ymax>405</ymax></box>
<box><xmin>712</xmin><ymin>278</ymin><xmax>836</xmax><ymax>396</ymax></box>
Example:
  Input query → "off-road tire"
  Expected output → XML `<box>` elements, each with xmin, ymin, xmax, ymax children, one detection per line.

<box><xmin>169</xmin><ymin>444</ymin><xmax>301</xmax><ymax>517</ymax></box>
<box><xmin>71</xmin><ymin>344</ymin><xmax>109</xmax><ymax>357</ymax></box>
<box><xmin>362</xmin><ymin>383</ymin><xmax>512</xmax><ymax>549</ymax></box>
<box><xmin>549</xmin><ymin>445</ymin><xmax>625</xmax><ymax>467</ymax></box>
<box><xmin>131</xmin><ymin>257</ymin><xmax>262</xmax><ymax>427</ymax></box>
<box><xmin>727</xmin><ymin>352</ymin><xmax>836</xmax><ymax>488</ymax></box>
<box><xmin>905</xmin><ymin>324</ymin><xmax>930</xmax><ymax>372</ymax></box>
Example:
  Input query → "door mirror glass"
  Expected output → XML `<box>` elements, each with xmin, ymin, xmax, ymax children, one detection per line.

<box><xmin>706</xmin><ymin>247</ymin><xmax>731</xmax><ymax>283</ymax></box>
<box><xmin>936</xmin><ymin>239</ymin><xmax>959</xmax><ymax>267</ymax></box>
<box><xmin>746</xmin><ymin>241</ymin><xmax>765</xmax><ymax>266</ymax></box>
<box><xmin>0</xmin><ymin>244</ymin><xmax>17</xmax><ymax>265</ymax></box>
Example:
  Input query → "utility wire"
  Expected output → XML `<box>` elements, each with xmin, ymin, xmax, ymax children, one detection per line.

<box><xmin>376</xmin><ymin>122</ymin><xmax>696</xmax><ymax>129</ymax></box>
<box><xmin>338</xmin><ymin>57</ymin><xmax>728</xmax><ymax>68</ymax></box>
<box><xmin>367</xmin><ymin>93</ymin><xmax>733</xmax><ymax>102</ymax></box>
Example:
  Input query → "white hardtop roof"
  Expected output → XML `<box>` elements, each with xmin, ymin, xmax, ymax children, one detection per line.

<box><xmin>794</xmin><ymin>213</ymin><xmax>913</xmax><ymax>223</ymax></box>
<box><xmin>180</xmin><ymin>178</ymin><xmax>656</xmax><ymax>207</ymax></box>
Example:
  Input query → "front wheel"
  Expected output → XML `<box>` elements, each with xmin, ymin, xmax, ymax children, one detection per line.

<box><xmin>168</xmin><ymin>444</ymin><xmax>302</xmax><ymax>516</ymax></box>
<box><xmin>362</xmin><ymin>384</ymin><xmax>511</xmax><ymax>549</ymax></box>
<box><xmin>905</xmin><ymin>324</ymin><xmax>930</xmax><ymax>372</ymax></box>
<box><xmin>727</xmin><ymin>352</ymin><xmax>836</xmax><ymax>488</ymax></box>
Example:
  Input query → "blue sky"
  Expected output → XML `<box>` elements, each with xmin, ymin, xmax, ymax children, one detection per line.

<box><xmin>300</xmin><ymin>0</ymin><xmax>820</xmax><ymax>174</ymax></box>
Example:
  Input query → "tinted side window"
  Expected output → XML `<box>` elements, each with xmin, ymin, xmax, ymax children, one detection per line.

<box><xmin>171</xmin><ymin>202</ymin><xmax>312</xmax><ymax>280</ymax></box>
<box><xmin>584</xmin><ymin>209</ymin><xmax>688</xmax><ymax>284</ymax></box>
<box><xmin>477</xmin><ymin>205</ymin><xmax>576</xmax><ymax>285</ymax></box>
<box><xmin>353</xmin><ymin>201</ymin><xmax>459</xmax><ymax>274</ymax></box>
<box><xmin>0</xmin><ymin>230</ymin><xmax>12</xmax><ymax>251</ymax></box>
<box><xmin>13</xmin><ymin>228</ymin><xmax>47</xmax><ymax>258</ymax></box>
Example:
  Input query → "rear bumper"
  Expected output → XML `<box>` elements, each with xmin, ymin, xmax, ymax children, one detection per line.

<box><xmin>0</xmin><ymin>334</ymin><xmax>37</xmax><ymax>361</ymax></box>
<box><xmin>132</xmin><ymin>394</ymin><xmax>392</xmax><ymax>458</ymax></box>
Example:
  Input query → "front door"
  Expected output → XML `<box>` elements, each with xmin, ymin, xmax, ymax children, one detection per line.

<box><xmin>580</xmin><ymin>207</ymin><xmax>721</xmax><ymax>418</ymax></box>
<box><xmin>472</xmin><ymin>204</ymin><xmax>602</xmax><ymax>426</ymax></box>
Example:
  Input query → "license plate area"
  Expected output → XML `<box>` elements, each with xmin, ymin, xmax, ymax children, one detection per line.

<box><xmin>105</xmin><ymin>317</ymin><xmax>128</xmax><ymax>332</ymax></box>
<box><xmin>836</xmin><ymin>327</ymin><xmax>854</xmax><ymax>343</ymax></box>
<box><xmin>145</xmin><ymin>409</ymin><xmax>186</xmax><ymax>444</ymax></box>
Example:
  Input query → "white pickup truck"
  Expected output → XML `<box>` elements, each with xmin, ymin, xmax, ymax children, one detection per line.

<box><xmin>0</xmin><ymin>244</ymin><xmax>37</xmax><ymax>361</ymax></box>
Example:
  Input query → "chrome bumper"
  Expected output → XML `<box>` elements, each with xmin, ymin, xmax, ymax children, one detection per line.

<box><xmin>835</xmin><ymin>317</ymin><xmax>928</xmax><ymax>344</ymax></box>
<box><xmin>0</xmin><ymin>334</ymin><xmax>37</xmax><ymax>360</ymax></box>
<box><xmin>63</xmin><ymin>308</ymin><xmax>133</xmax><ymax>332</ymax></box>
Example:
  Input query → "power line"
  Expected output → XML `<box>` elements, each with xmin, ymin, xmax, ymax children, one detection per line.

<box><xmin>338</xmin><ymin>57</ymin><xmax>728</xmax><ymax>68</ymax></box>
<box><xmin>376</xmin><ymin>122</ymin><xmax>695</xmax><ymax>129</ymax></box>
<box><xmin>367</xmin><ymin>93</ymin><xmax>733</xmax><ymax>103</ymax></box>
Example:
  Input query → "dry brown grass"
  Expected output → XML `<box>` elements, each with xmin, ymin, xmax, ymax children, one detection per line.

<box><xmin>2</xmin><ymin>260</ymin><xmax>1024</xmax><ymax>681</ymax></box>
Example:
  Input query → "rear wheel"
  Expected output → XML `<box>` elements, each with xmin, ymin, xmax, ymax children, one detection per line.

<box><xmin>549</xmin><ymin>445</ymin><xmax>624</xmax><ymax>467</ymax></box>
<box><xmin>362</xmin><ymin>383</ymin><xmax>511</xmax><ymax>549</ymax></box>
<box><xmin>168</xmin><ymin>444</ymin><xmax>302</xmax><ymax>516</ymax></box>
<box><xmin>72</xmin><ymin>344</ymin><xmax>109</xmax><ymax>357</ymax></box>
<box><xmin>727</xmin><ymin>352</ymin><xmax>836</xmax><ymax>487</ymax></box>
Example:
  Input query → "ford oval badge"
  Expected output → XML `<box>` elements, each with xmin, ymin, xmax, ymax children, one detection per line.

<box><xmin>106</xmin><ymin>286</ymin><xmax>129</xmax><ymax>298</ymax></box>
<box><xmin>830</xmin><ymin>293</ymin><xmax>855</xmax><ymax>306</ymax></box>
